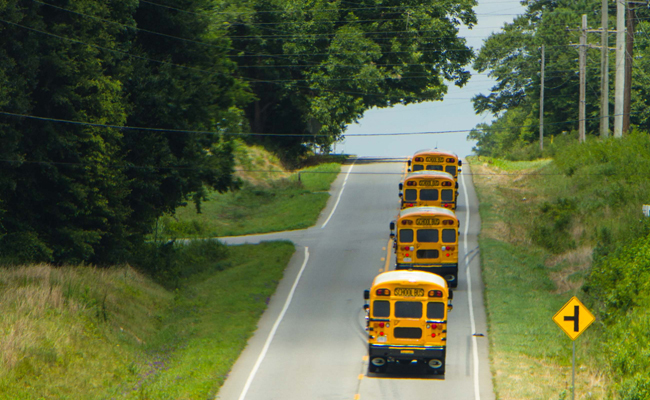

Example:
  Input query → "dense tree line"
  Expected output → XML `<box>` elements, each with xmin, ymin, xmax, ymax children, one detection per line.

<box><xmin>222</xmin><ymin>0</ymin><xmax>476</xmax><ymax>160</ymax></box>
<box><xmin>0</xmin><ymin>0</ymin><xmax>476</xmax><ymax>264</ymax></box>
<box><xmin>468</xmin><ymin>0</ymin><xmax>650</xmax><ymax>159</ymax></box>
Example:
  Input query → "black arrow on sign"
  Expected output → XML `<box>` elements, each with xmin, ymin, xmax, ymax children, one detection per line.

<box><xmin>564</xmin><ymin>305</ymin><xmax>580</xmax><ymax>332</ymax></box>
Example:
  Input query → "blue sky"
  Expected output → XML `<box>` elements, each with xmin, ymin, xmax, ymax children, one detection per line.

<box><xmin>337</xmin><ymin>0</ymin><xmax>526</xmax><ymax>159</ymax></box>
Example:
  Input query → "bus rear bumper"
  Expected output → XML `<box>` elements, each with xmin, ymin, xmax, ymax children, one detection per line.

<box><xmin>369</xmin><ymin>345</ymin><xmax>445</xmax><ymax>361</ymax></box>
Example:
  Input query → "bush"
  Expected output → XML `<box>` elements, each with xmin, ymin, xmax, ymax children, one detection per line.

<box><xmin>129</xmin><ymin>240</ymin><xmax>229</xmax><ymax>288</ymax></box>
<box><xmin>530</xmin><ymin>197</ymin><xmax>577</xmax><ymax>253</ymax></box>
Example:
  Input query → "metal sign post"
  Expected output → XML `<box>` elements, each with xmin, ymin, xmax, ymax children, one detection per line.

<box><xmin>553</xmin><ymin>297</ymin><xmax>595</xmax><ymax>400</ymax></box>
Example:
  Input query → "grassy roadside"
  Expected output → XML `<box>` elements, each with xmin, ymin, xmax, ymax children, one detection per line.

<box><xmin>0</xmin><ymin>241</ymin><xmax>295</xmax><ymax>399</ymax></box>
<box><xmin>158</xmin><ymin>142</ymin><xmax>347</xmax><ymax>238</ymax></box>
<box><xmin>469</xmin><ymin>157</ymin><xmax>609</xmax><ymax>400</ymax></box>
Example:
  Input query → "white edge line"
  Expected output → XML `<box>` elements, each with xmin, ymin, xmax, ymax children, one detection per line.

<box><xmin>321</xmin><ymin>159</ymin><xmax>356</xmax><ymax>228</ymax></box>
<box><xmin>237</xmin><ymin>246</ymin><xmax>310</xmax><ymax>400</ymax></box>
<box><xmin>461</xmin><ymin>171</ymin><xmax>481</xmax><ymax>400</ymax></box>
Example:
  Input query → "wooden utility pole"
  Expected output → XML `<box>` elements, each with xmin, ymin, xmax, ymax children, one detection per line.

<box><xmin>623</xmin><ymin>5</ymin><xmax>636</xmax><ymax>134</ymax></box>
<box><xmin>600</xmin><ymin>0</ymin><xmax>609</xmax><ymax>137</ymax></box>
<box><xmin>579</xmin><ymin>15</ymin><xmax>587</xmax><ymax>143</ymax></box>
<box><xmin>614</xmin><ymin>0</ymin><xmax>626</xmax><ymax>137</ymax></box>
<box><xmin>539</xmin><ymin>44</ymin><xmax>540</xmax><ymax>151</ymax></box>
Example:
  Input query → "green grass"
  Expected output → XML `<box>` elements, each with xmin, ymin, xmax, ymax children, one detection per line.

<box><xmin>0</xmin><ymin>241</ymin><xmax>295</xmax><ymax>399</ymax></box>
<box><xmin>160</xmin><ymin>162</ymin><xmax>343</xmax><ymax>238</ymax></box>
<box><xmin>469</xmin><ymin>156</ymin><xmax>609</xmax><ymax>399</ymax></box>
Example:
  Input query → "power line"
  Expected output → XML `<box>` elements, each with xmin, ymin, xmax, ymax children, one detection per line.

<box><xmin>1</xmin><ymin>109</ymin><xmax>639</xmax><ymax>138</ymax></box>
<box><xmin>0</xmin><ymin>17</ymin><xmax>469</xmax><ymax>93</ymax></box>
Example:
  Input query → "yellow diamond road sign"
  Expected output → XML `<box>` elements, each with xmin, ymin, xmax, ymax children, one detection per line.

<box><xmin>553</xmin><ymin>296</ymin><xmax>595</xmax><ymax>340</ymax></box>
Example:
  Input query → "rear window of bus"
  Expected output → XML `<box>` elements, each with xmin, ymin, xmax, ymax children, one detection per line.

<box><xmin>395</xmin><ymin>301</ymin><xmax>422</xmax><ymax>318</ymax></box>
<box><xmin>420</xmin><ymin>189</ymin><xmax>438</xmax><ymax>201</ymax></box>
<box><xmin>373</xmin><ymin>300</ymin><xmax>390</xmax><ymax>317</ymax></box>
<box><xmin>400</xmin><ymin>229</ymin><xmax>414</xmax><ymax>242</ymax></box>
<box><xmin>417</xmin><ymin>229</ymin><xmax>438</xmax><ymax>242</ymax></box>
<box><xmin>442</xmin><ymin>229</ymin><xmax>456</xmax><ymax>243</ymax></box>
<box><xmin>404</xmin><ymin>189</ymin><xmax>417</xmax><ymax>201</ymax></box>
<box><xmin>427</xmin><ymin>302</ymin><xmax>445</xmax><ymax>319</ymax></box>
<box><xmin>441</xmin><ymin>189</ymin><xmax>454</xmax><ymax>201</ymax></box>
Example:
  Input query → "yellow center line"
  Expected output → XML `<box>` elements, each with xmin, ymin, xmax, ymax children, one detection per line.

<box><xmin>358</xmin><ymin>374</ymin><xmax>364</xmax><ymax>380</ymax></box>
<box><xmin>384</xmin><ymin>239</ymin><xmax>392</xmax><ymax>271</ymax></box>
<box><xmin>354</xmin><ymin>395</ymin><xmax>360</xmax><ymax>400</ymax></box>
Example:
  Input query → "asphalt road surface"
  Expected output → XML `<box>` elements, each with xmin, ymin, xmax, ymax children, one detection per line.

<box><xmin>216</xmin><ymin>157</ymin><xmax>493</xmax><ymax>400</ymax></box>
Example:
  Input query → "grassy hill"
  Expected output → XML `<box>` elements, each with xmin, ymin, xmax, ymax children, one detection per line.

<box><xmin>158</xmin><ymin>140</ymin><xmax>346</xmax><ymax>238</ymax></box>
<box><xmin>0</xmin><ymin>142</ymin><xmax>346</xmax><ymax>399</ymax></box>
<box><xmin>470</xmin><ymin>132</ymin><xmax>650</xmax><ymax>399</ymax></box>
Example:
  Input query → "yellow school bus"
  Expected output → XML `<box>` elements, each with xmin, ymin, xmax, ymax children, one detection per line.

<box><xmin>363</xmin><ymin>270</ymin><xmax>453</xmax><ymax>375</ymax></box>
<box><xmin>390</xmin><ymin>206</ymin><xmax>459</xmax><ymax>287</ymax></box>
<box><xmin>399</xmin><ymin>171</ymin><xmax>457</xmax><ymax>210</ymax></box>
<box><xmin>408</xmin><ymin>149</ymin><xmax>462</xmax><ymax>180</ymax></box>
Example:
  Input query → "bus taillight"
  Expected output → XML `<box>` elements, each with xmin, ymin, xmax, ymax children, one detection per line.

<box><xmin>446</xmin><ymin>158</ymin><xmax>455</xmax><ymax>163</ymax></box>
<box><xmin>441</xmin><ymin>181</ymin><xmax>452</xmax><ymax>186</ymax></box>
<box><xmin>428</xmin><ymin>290</ymin><xmax>443</xmax><ymax>298</ymax></box>
<box><xmin>414</xmin><ymin>157</ymin><xmax>423</xmax><ymax>162</ymax></box>
<box><xmin>376</xmin><ymin>289</ymin><xmax>391</xmax><ymax>296</ymax></box>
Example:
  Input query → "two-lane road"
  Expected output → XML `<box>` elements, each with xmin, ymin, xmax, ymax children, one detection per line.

<box><xmin>217</xmin><ymin>157</ymin><xmax>493</xmax><ymax>400</ymax></box>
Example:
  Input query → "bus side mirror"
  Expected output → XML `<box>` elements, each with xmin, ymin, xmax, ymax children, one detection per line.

<box><xmin>448</xmin><ymin>303</ymin><xmax>453</xmax><ymax>312</ymax></box>
<box><xmin>389</xmin><ymin>221</ymin><xmax>395</xmax><ymax>231</ymax></box>
<box><xmin>364</xmin><ymin>290</ymin><xmax>370</xmax><ymax>300</ymax></box>
<box><xmin>458</xmin><ymin>168</ymin><xmax>462</xmax><ymax>173</ymax></box>
<box><xmin>398</xmin><ymin>183</ymin><xmax>403</xmax><ymax>191</ymax></box>
<box><xmin>390</xmin><ymin>233</ymin><xmax>395</xmax><ymax>239</ymax></box>
<box><xmin>407</xmin><ymin>168</ymin><xmax>411</xmax><ymax>172</ymax></box>
<box><xmin>458</xmin><ymin>160</ymin><xmax>463</xmax><ymax>166</ymax></box>
<box><xmin>448</xmin><ymin>290</ymin><xmax>453</xmax><ymax>300</ymax></box>
<box><xmin>407</xmin><ymin>160</ymin><xmax>411</xmax><ymax>166</ymax></box>
<box><xmin>399</xmin><ymin>192</ymin><xmax>403</xmax><ymax>198</ymax></box>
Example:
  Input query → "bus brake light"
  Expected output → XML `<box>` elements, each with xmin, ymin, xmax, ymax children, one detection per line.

<box><xmin>379</xmin><ymin>322</ymin><xmax>385</xmax><ymax>328</ymax></box>
<box><xmin>431</xmin><ymin>324</ymin><xmax>437</xmax><ymax>329</ymax></box>
<box><xmin>431</xmin><ymin>333</ymin><xmax>436</xmax><ymax>338</ymax></box>
<box><xmin>446</xmin><ymin>158</ymin><xmax>455</xmax><ymax>163</ymax></box>
<box><xmin>441</xmin><ymin>181</ymin><xmax>452</xmax><ymax>186</ymax></box>
<box><xmin>414</xmin><ymin>157</ymin><xmax>423</xmax><ymax>162</ymax></box>
<box><xmin>376</xmin><ymin>289</ymin><xmax>391</xmax><ymax>296</ymax></box>
<box><xmin>428</xmin><ymin>290</ymin><xmax>443</xmax><ymax>298</ymax></box>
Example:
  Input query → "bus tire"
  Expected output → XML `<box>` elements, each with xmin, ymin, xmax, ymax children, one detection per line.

<box><xmin>427</xmin><ymin>359</ymin><xmax>445</xmax><ymax>375</ymax></box>
<box><xmin>445</xmin><ymin>274</ymin><xmax>458</xmax><ymax>288</ymax></box>
<box><xmin>370</xmin><ymin>357</ymin><xmax>387</xmax><ymax>373</ymax></box>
